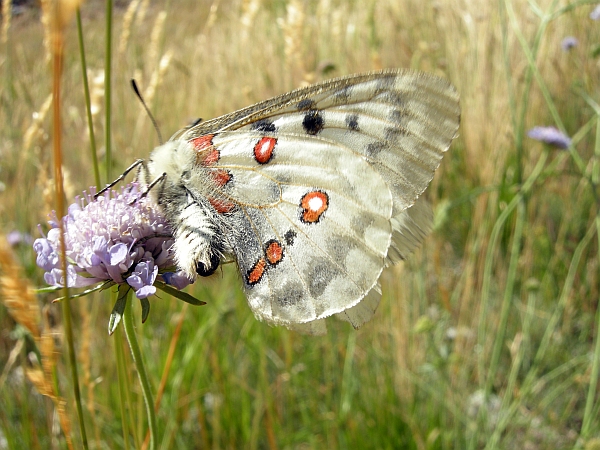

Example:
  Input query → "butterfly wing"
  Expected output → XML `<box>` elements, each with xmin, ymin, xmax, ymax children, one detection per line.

<box><xmin>174</xmin><ymin>69</ymin><xmax>460</xmax><ymax>333</ymax></box>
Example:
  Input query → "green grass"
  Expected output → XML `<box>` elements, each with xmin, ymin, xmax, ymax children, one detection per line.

<box><xmin>1</xmin><ymin>0</ymin><xmax>600</xmax><ymax>448</ymax></box>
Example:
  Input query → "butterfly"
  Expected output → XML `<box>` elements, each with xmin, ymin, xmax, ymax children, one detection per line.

<box><xmin>139</xmin><ymin>69</ymin><xmax>460</xmax><ymax>334</ymax></box>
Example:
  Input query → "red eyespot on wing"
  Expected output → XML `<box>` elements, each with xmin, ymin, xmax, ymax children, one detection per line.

<box><xmin>191</xmin><ymin>135</ymin><xmax>219</xmax><ymax>166</ymax></box>
<box><xmin>253</xmin><ymin>137</ymin><xmax>277</xmax><ymax>164</ymax></box>
<box><xmin>209</xmin><ymin>197</ymin><xmax>235</xmax><ymax>214</ymax></box>
<box><xmin>210</xmin><ymin>169</ymin><xmax>232</xmax><ymax>186</ymax></box>
<box><xmin>191</xmin><ymin>134</ymin><xmax>214</xmax><ymax>151</ymax></box>
<box><xmin>196</xmin><ymin>147</ymin><xmax>221</xmax><ymax>167</ymax></box>
<box><xmin>300</xmin><ymin>190</ymin><xmax>329</xmax><ymax>223</ymax></box>
<box><xmin>247</xmin><ymin>257</ymin><xmax>266</xmax><ymax>285</ymax></box>
<box><xmin>265</xmin><ymin>240</ymin><xmax>284</xmax><ymax>266</ymax></box>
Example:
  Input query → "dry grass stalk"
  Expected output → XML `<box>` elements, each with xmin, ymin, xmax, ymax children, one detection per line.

<box><xmin>40</xmin><ymin>0</ymin><xmax>83</xmax><ymax>57</ymax></box>
<box><xmin>40</xmin><ymin>165</ymin><xmax>75</xmax><ymax>219</ymax></box>
<box><xmin>1</xmin><ymin>0</ymin><xmax>11</xmax><ymax>45</ymax></box>
<box><xmin>23</xmin><ymin>94</ymin><xmax>53</xmax><ymax>152</ymax></box>
<box><xmin>0</xmin><ymin>236</ymin><xmax>73</xmax><ymax>448</ymax></box>
<box><xmin>205</xmin><ymin>0</ymin><xmax>221</xmax><ymax>33</ymax></box>
<box><xmin>147</xmin><ymin>10</ymin><xmax>167</xmax><ymax>66</ymax></box>
<box><xmin>118</xmin><ymin>0</ymin><xmax>142</xmax><ymax>57</ymax></box>
<box><xmin>39</xmin><ymin>0</ymin><xmax>52</xmax><ymax>63</ymax></box>
<box><xmin>89</xmin><ymin>69</ymin><xmax>105</xmax><ymax>117</ymax></box>
<box><xmin>134</xmin><ymin>0</ymin><xmax>151</xmax><ymax>31</ymax></box>
<box><xmin>134</xmin><ymin>50</ymin><xmax>172</xmax><ymax>138</ymax></box>
<box><xmin>281</xmin><ymin>0</ymin><xmax>306</xmax><ymax>85</ymax></box>
<box><xmin>0</xmin><ymin>339</ymin><xmax>24</xmax><ymax>389</ymax></box>
<box><xmin>240</xmin><ymin>0</ymin><xmax>260</xmax><ymax>42</ymax></box>
<box><xmin>0</xmin><ymin>236</ymin><xmax>41</xmax><ymax>341</ymax></box>
<box><xmin>26</xmin><ymin>310</ymin><xmax>74</xmax><ymax>450</ymax></box>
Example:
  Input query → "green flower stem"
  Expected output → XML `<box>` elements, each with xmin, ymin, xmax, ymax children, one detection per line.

<box><xmin>75</xmin><ymin>8</ymin><xmax>100</xmax><ymax>188</ymax></box>
<box><xmin>114</xmin><ymin>322</ymin><xmax>131</xmax><ymax>450</ymax></box>
<box><xmin>122</xmin><ymin>292</ymin><xmax>157</xmax><ymax>450</ymax></box>
<box><xmin>104</xmin><ymin>0</ymin><xmax>113</xmax><ymax>183</ymax></box>
<box><xmin>581</xmin><ymin>214</ymin><xmax>600</xmax><ymax>439</ymax></box>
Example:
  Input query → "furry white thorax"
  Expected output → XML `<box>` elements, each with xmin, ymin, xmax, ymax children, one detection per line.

<box><xmin>148</xmin><ymin>141</ymin><xmax>195</xmax><ymax>182</ymax></box>
<box><xmin>146</xmin><ymin>140</ymin><xmax>225</xmax><ymax>279</ymax></box>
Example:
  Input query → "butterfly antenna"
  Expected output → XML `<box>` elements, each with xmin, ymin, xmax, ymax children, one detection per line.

<box><xmin>131</xmin><ymin>79</ymin><xmax>163</xmax><ymax>145</ymax></box>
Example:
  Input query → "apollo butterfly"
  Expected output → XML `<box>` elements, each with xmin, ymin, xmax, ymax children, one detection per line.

<box><xmin>138</xmin><ymin>69</ymin><xmax>460</xmax><ymax>334</ymax></box>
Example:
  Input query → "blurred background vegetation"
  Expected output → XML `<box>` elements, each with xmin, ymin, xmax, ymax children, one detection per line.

<box><xmin>1</xmin><ymin>0</ymin><xmax>600</xmax><ymax>448</ymax></box>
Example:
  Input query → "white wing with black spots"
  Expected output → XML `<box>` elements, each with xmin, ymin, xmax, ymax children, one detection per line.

<box><xmin>149</xmin><ymin>69</ymin><xmax>460</xmax><ymax>334</ymax></box>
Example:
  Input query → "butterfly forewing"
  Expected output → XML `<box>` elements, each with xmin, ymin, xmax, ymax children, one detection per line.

<box><xmin>161</xmin><ymin>69</ymin><xmax>459</xmax><ymax>334</ymax></box>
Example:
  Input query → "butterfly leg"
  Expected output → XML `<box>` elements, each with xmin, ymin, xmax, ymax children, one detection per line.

<box><xmin>94</xmin><ymin>159</ymin><xmax>148</xmax><ymax>198</ymax></box>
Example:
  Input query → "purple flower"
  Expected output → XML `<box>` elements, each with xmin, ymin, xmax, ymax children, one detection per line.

<box><xmin>591</xmin><ymin>5</ymin><xmax>600</xmax><ymax>20</ymax></box>
<box><xmin>561</xmin><ymin>36</ymin><xmax>578</xmax><ymax>51</ymax></box>
<box><xmin>127</xmin><ymin>260</ymin><xmax>158</xmax><ymax>299</ymax></box>
<box><xmin>162</xmin><ymin>271</ymin><xmax>193</xmax><ymax>290</ymax></box>
<box><xmin>527</xmin><ymin>126</ymin><xmax>571</xmax><ymax>149</ymax></box>
<box><xmin>33</xmin><ymin>184</ymin><xmax>188</xmax><ymax>299</ymax></box>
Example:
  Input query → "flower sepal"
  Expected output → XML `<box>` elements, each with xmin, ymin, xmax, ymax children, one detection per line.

<box><xmin>140</xmin><ymin>297</ymin><xmax>151</xmax><ymax>324</ymax></box>
<box><xmin>47</xmin><ymin>281</ymin><xmax>112</xmax><ymax>302</ymax></box>
<box><xmin>108</xmin><ymin>284</ymin><xmax>131</xmax><ymax>335</ymax></box>
<box><xmin>154</xmin><ymin>280</ymin><xmax>206</xmax><ymax>306</ymax></box>
<box><xmin>36</xmin><ymin>285</ymin><xmax>65</xmax><ymax>294</ymax></box>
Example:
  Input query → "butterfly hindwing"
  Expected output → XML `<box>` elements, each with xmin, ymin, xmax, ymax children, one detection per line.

<box><xmin>217</xmin><ymin>138</ymin><xmax>393</xmax><ymax>328</ymax></box>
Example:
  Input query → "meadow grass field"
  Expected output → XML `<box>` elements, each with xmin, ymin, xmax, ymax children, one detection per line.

<box><xmin>2</xmin><ymin>0</ymin><xmax>600</xmax><ymax>448</ymax></box>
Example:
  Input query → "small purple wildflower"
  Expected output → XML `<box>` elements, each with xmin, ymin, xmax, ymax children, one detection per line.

<box><xmin>527</xmin><ymin>126</ymin><xmax>571</xmax><ymax>149</ymax></box>
<box><xmin>561</xmin><ymin>36</ymin><xmax>578</xmax><ymax>51</ymax></box>
<box><xmin>591</xmin><ymin>5</ymin><xmax>600</xmax><ymax>20</ymax></box>
<box><xmin>33</xmin><ymin>184</ymin><xmax>192</xmax><ymax>299</ymax></box>
<box><xmin>7</xmin><ymin>230</ymin><xmax>34</xmax><ymax>247</ymax></box>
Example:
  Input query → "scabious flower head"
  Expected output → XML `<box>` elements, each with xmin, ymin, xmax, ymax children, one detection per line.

<box><xmin>561</xmin><ymin>36</ymin><xmax>578</xmax><ymax>51</ymax></box>
<box><xmin>591</xmin><ymin>5</ymin><xmax>600</xmax><ymax>20</ymax></box>
<box><xmin>34</xmin><ymin>184</ymin><xmax>192</xmax><ymax>299</ymax></box>
<box><xmin>527</xmin><ymin>126</ymin><xmax>571</xmax><ymax>149</ymax></box>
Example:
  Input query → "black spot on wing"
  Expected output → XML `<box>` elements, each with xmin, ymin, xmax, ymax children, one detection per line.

<box><xmin>379</xmin><ymin>91</ymin><xmax>405</xmax><ymax>107</ymax></box>
<box><xmin>389</xmin><ymin>108</ymin><xmax>408</xmax><ymax>123</ymax></box>
<box><xmin>375</xmin><ymin>75</ymin><xmax>396</xmax><ymax>93</ymax></box>
<box><xmin>251</xmin><ymin>119</ymin><xmax>276</xmax><ymax>133</ymax></box>
<box><xmin>365</xmin><ymin>142</ymin><xmax>387</xmax><ymax>158</ymax></box>
<box><xmin>297</xmin><ymin>99</ymin><xmax>316</xmax><ymax>110</ymax></box>
<box><xmin>302</xmin><ymin>110</ymin><xmax>325</xmax><ymax>135</ymax></box>
<box><xmin>308</xmin><ymin>260</ymin><xmax>340</xmax><ymax>298</ymax></box>
<box><xmin>275</xmin><ymin>282</ymin><xmax>304</xmax><ymax>307</ymax></box>
<box><xmin>345</xmin><ymin>114</ymin><xmax>359</xmax><ymax>131</ymax></box>
<box><xmin>333</xmin><ymin>86</ymin><xmax>352</xmax><ymax>104</ymax></box>
<box><xmin>284</xmin><ymin>229</ymin><xmax>297</xmax><ymax>246</ymax></box>
<box><xmin>384</xmin><ymin>126</ymin><xmax>408</xmax><ymax>143</ymax></box>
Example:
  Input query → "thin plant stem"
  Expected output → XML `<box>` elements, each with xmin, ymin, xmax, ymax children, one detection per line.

<box><xmin>485</xmin><ymin>199</ymin><xmax>526</xmax><ymax>395</ymax></box>
<box><xmin>51</xmin><ymin>13</ymin><xmax>88</xmax><ymax>448</ymax></box>
<box><xmin>141</xmin><ymin>302</ymin><xmax>189</xmax><ymax>450</ymax></box>
<box><xmin>105</xmin><ymin>0</ymin><xmax>113</xmax><ymax>183</ymax></box>
<box><xmin>477</xmin><ymin>151</ymin><xmax>548</xmax><ymax>389</ymax></box>
<box><xmin>580</xmin><ymin>214</ymin><xmax>600</xmax><ymax>438</ymax></box>
<box><xmin>483</xmin><ymin>219</ymin><xmax>597</xmax><ymax>447</ymax></box>
<box><xmin>471</xmin><ymin>152</ymin><xmax>547</xmax><ymax>450</ymax></box>
<box><xmin>114</xmin><ymin>315</ymin><xmax>131</xmax><ymax>450</ymax></box>
<box><xmin>76</xmin><ymin>8</ymin><xmax>100</xmax><ymax>187</ymax></box>
<box><xmin>122</xmin><ymin>291</ymin><xmax>158</xmax><ymax>450</ymax></box>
